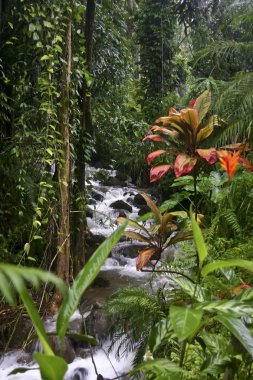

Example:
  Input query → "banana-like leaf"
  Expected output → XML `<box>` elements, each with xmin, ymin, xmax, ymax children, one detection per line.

<box><xmin>193</xmin><ymin>90</ymin><xmax>211</xmax><ymax>124</ymax></box>
<box><xmin>140</xmin><ymin>192</ymin><xmax>161</xmax><ymax>222</ymax></box>
<box><xmin>202</xmin><ymin>259</ymin><xmax>253</xmax><ymax>277</ymax></box>
<box><xmin>123</xmin><ymin>231</ymin><xmax>150</xmax><ymax>243</ymax></box>
<box><xmin>56</xmin><ymin>222</ymin><xmax>127</xmax><ymax>338</ymax></box>
<box><xmin>215</xmin><ymin>314</ymin><xmax>253</xmax><ymax>357</ymax></box>
<box><xmin>190</xmin><ymin>207</ymin><xmax>207</xmax><ymax>267</ymax></box>
<box><xmin>170</xmin><ymin>306</ymin><xmax>203</xmax><ymax>341</ymax></box>
<box><xmin>34</xmin><ymin>352</ymin><xmax>68</xmax><ymax>380</ymax></box>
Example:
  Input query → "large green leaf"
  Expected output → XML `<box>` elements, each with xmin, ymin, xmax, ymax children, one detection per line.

<box><xmin>215</xmin><ymin>314</ymin><xmax>253</xmax><ymax>357</ymax></box>
<box><xmin>190</xmin><ymin>206</ymin><xmax>207</xmax><ymax>267</ymax></box>
<box><xmin>170</xmin><ymin>306</ymin><xmax>203</xmax><ymax>341</ymax></box>
<box><xmin>149</xmin><ymin>317</ymin><xmax>173</xmax><ymax>353</ymax></box>
<box><xmin>173</xmin><ymin>277</ymin><xmax>205</xmax><ymax>302</ymax></box>
<box><xmin>10</xmin><ymin>276</ymin><xmax>54</xmax><ymax>356</ymax></box>
<box><xmin>34</xmin><ymin>352</ymin><xmax>68</xmax><ymax>380</ymax></box>
<box><xmin>57</xmin><ymin>222</ymin><xmax>127</xmax><ymax>338</ymax></box>
<box><xmin>0</xmin><ymin>264</ymin><xmax>67</xmax><ymax>306</ymax></box>
<box><xmin>202</xmin><ymin>259</ymin><xmax>253</xmax><ymax>277</ymax></box>
<box><xmin>195</xmin><ymin>300</ymin><xmax>253</xmax><ymax>317</ymax></box>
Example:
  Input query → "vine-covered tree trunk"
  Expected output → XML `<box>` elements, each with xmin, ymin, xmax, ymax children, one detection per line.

<box><xmin>72</xmin><ymin>0</ymin><xmax>96</xmax><ymax>276</ymax></box>
<box><xmin>57</xmin><ymin>16</ymin><xmax>72</xmax><ymax>285</ymax></box>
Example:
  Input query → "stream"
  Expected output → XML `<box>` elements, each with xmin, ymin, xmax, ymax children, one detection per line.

<box><xmin>0</xmin><ymin>167</ymin><xmax>172</xmax><ymax>380</ymax></box>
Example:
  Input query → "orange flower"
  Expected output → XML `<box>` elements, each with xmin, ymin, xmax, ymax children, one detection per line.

<box><xmin>219</xmin><ymin>150</ymin><xmax>240</xmax><ymax>181</ymax></box>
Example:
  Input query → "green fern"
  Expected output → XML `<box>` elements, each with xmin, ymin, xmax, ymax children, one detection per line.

<box><xmin>105</xmin><ymin>287</ymin><xmax>166</xmax><ymax>366</ymax></box>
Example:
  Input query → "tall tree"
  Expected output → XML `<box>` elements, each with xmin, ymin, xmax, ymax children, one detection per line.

<box><xmin>73</xmin><ymin>0</ymin><xmax>96</xmax><ymax>275</ymax></box>
<box><xmin>56</xmin><ymin>9</ymin><xmax>73</xmax><ymax>285</ymax></box>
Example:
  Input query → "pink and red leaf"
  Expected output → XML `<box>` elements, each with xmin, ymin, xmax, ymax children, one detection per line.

<box><xmin>174</xmin><ymin>153</ymin><xmax>197</xmax><ymax>178</ymax></box>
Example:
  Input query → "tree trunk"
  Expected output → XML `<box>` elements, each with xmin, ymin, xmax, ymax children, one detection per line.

<box><xmin>56</xmin><ymin>17</ymin><xmax>72</xmax><ymax>285</ymax></box>
<box><xmin>72</xmin><ymin>0</ymin><xmax>96</xmax><ymax>277</ymax></box>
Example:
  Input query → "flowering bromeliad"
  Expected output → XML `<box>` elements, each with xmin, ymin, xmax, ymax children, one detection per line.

<box><xmin>143</xmin><ymin>91</ymin><xmax>222</xmax><ymax>182</ymax></box>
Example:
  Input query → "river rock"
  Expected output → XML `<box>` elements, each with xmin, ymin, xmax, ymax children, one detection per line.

<box><xmin>133</xmin><ymin>193</ymin><xmax>146</xmax><ymax>207</ymax></box>
<box><xmin>86</xmin><ymin>206</ymin><xmax>93</xmax><ymax>218</ymax></box>
<box><xmin>113</xmin><ymin>242</ymin><xmax>146</xmax><ymax>259</ymax></box>
<box><xmin>49</xmin><ymin>336</ymin><xmax>75</xmax><ymax>363</ymax></box>
<box><xmin>85</xmin><ymin>304</ymin><xmax>109</xmax><ymax>340</ymax></box>
<box><xmin>86</xmin><ymin>233</ymin><xmax>107</xmax><ymax>259</ymax></box>
<box><xmin>71</xmin><ymin>367</ymin><xmax>88</xmax><ymax>380</ymax></box>
<box><xmin>92</xmin><ymin>190</ymin><xmax>104</xmax><ymax>201</ymax></box>
<box><xmin>110</xmin><ymin>200</ymin><xmax>132</xmax><ymax>212</ymax></box>
<box><xmin>138</xmin><ymin>205</ymin><xmax>150</xmax><ymax>216</ymax></box>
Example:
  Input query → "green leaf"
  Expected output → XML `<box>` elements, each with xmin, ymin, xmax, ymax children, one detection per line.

<box><xmin>197</xmin><ymin>300</ymin><xmax>253</xmax><ymax>317</ymax></box>
<box><xmin>133</xmin><ymin>359</ymin><xmax>185</xmax><ymax>375</ymax></box>
<box><xmin>170</xmin><ymin>306</ymin><xmax>203</xmax><ymax>341</ymax></box>
<box><xmin>140</xmin><ymin>192</ymin><xmax>161</xmax><ymax>223</ymax></box>
<box><xmin>13</xmin><ymin>283</ymin><xmax>53</xmax><ymax>356</ymax></box>
<box><xmin>215</xmin><ymin>314</ymin><xmax>253</xmax><ymax>357</ymax></box>
<box><xmin>190</xmin><ymin>206</ymin><xmax>207</xmax><ymax>267</ymax></box>
<box><xmin>149</xmin><ymin>317</ymin><xmax>173</xmax><ymax>353</ymax></box>
<box><xmin>202</xmin><ymin>259</ymin><xmax>253</xmax><ymax>277</ymax></box>
<box><xmin>8</xmin><ymin>367</ymin><xmax>35</xmax><ymax>375</ymax></box>
<box><xmin>34</xmin><ymin>353</ymin><xmax>67</xmax><ymax>380</ymax></box>
<box><xmin>56</xmin><ymin>222</ymin><xmax>127</xmax><ymax>338</ymax></box>
<box><xmin>173</xmin><ymin>277</ymin><xmax>204</xmax><ymax>302</ymax></box>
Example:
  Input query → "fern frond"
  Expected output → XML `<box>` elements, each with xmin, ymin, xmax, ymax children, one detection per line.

<box><xmin>195</xmin><ymin>41</ymin><xmax>253</xmax><ymax>68</ymax></box>
<box><xmin>222</xmin><ymin>209</ymin><xmax>241</xmax><ymax>235</ymax></box>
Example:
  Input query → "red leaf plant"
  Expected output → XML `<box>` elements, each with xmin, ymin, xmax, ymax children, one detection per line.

<box><xmin>143</xmin><ymin>91</ymin><xmax>224</xmax><ymax>182</ymax></box>
<box><xmin>117</xmin><ymin>193</ymin><xmax>200</xmax><ymax>271</ymax></box>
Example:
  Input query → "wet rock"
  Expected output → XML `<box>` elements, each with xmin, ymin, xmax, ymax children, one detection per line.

<box><xmin>68</xmin><ymin>315</ymin><xmax>83</xmax><ymax>335</ymax></box>
<box><xmin>115</xmin><ymin>170</ymin><xmax>128</xmax><ymax>182</ymax></box>
<box><xmin>110</xmin><ymin>200</ymin><xmax>132</xmax><ymax>212</ymax></box>
<box><xmin>138</xmin><ymin>205</ymin><xmax>150</xmax><ymax>216</ymax></box>
<box><xmin>86</xmin><ymin>234</ymin><xmax>107</xmax><ymax>259</ymax></box>
<box><xmin>88</xmin><ymin>198</ymin><xmax>96</xmax><ymax>205</ymax></box>
<box><xmin>49</xmin><ymin>336</ymin><xmax>75</xmax><ymax>363</ymax></box>
<box><xmin>86</xmin><ymin>206</ymin><xmax>93</xmax><ymax>218</ymax></box>
<box><xmin>17</xmin><ymin>352</ymin><xmax>33</xmax><ymax>365</ymax></box>
<box><xmin>71</xmin><ymin>367</ymin><xmax>88</xmax><ymax>380</ymax></box>
<box><xmin>113</xmin><ymin>242</ymin><xmax>146</xmax><ymax>259</ymax></box>
<box><xmin>92</xmin><ymin>277</ymin><xmax>110</xmax><ymax>288</ymax></box>
<box><xmin>75</xmin><ymin>348</ymin><xmax>91</xmax><ymax>359</ymax></box>
<box><xmin>92</xmin><ymin>190</ymin><xmax>104</xmax><ymax>202</ymax></box>
<box><xmin>118</xmin><ymin>211</ymin><xmax>127</xmax><ymax>218</ymax></box>
<box><xmin>133</xmin><ymin>193</ymin><xmax>146</xmax><ymax>207</ymax></box>
<box><xmin>85</xmin><ymin>305</ymin><xmax>109</xmax><ymax>340</ymax></box>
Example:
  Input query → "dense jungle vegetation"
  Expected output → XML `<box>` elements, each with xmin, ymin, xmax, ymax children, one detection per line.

<box><xmin>1</xmin><ymin>0</ymin><xmax>253</xmax><ymax>379</ymax></box>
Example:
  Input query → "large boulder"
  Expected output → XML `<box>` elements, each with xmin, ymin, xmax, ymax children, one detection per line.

<box><xmin>138</xmin><ymin>205</ymin><xmax>150</xmax><ymax>216</ymax></box>
<box><xmin>49</xmin><ymin>336</ymin><xmax>75</xmax><ymax>363</ymax></box>
<box><xmin>109</xmin><ymin>200</ymin><xmax>132</xmax><ymax>212</ymax></box>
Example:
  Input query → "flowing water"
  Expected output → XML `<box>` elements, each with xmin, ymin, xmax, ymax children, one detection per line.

<box><xmin>0</xmin><ymin>167</ymin><xmax>172</xmax><ymax>380</ymax></box>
